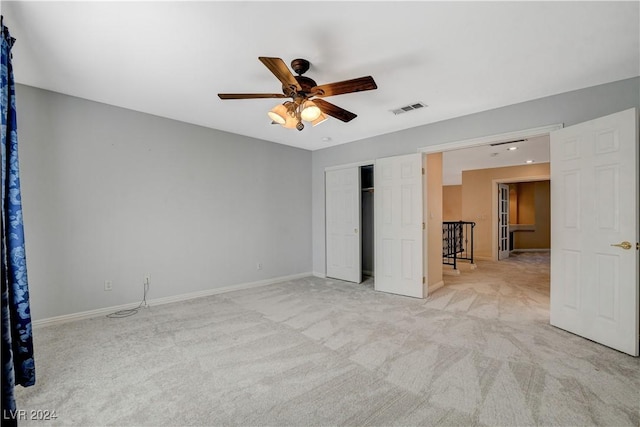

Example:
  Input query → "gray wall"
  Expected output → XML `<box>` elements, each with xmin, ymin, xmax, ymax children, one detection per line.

<box><xmin>16</xmin><ymin>84</ymin><xmax>312</xmax><ymax>321</ymax></box>
<box><xmin>311</xmin><ymin>77</ymin><xmax>640</xmax><ymax>275</ymax></box>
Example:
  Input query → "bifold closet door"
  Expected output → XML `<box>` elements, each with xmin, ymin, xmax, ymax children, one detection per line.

<box><xmin>325</xmin><ymin>167</ymin><xmax>362</xmax><ymax>283</ymax></box>
<box><xmin>374</xmin><ymin>153</ymin><xmax>424</xmax><ymax>298</ymax></box>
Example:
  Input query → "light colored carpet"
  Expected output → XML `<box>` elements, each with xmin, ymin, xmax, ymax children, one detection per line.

<box><xmin>15</xmin><ymin>253</ymin><xmax>640</xmax><ymax>426</ymax></box>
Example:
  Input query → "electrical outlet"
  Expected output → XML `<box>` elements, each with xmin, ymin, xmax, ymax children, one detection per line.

<box><xmin>256</xmin><ymin>263</ymin><xmax>263</xmax><ymax>270</ymax></box>
<box><xmin>144</xmin><ymin>273</ymin><xmax>151</xmax><ymax>285</ymax></box>
<box><xmin>104</xmin><ymin>280</ymin><xmax>113</xmax><ymax>291</ymax></box>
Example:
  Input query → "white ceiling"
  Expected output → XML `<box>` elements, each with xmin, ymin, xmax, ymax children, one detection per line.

<box><xmin>442</xmin><ymin>134</ymin><xmax>549</xmax><ymax>185</ymax></box>
<box><xmin>2</xmin><ymin>1</ymin><xmax>639</xmax><ymax>151</ymax></box>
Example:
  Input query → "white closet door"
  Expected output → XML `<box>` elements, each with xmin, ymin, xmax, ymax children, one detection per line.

<box><xmin>550</xmin><ymin>108</ymin><xmax>639</xmax><ymax>356</ymax></box>
<box><xmin>325</xmin><ymin>167</ymin><xmax>361</xmax><ymax>283</ymax></box>
<box><xmin>375</xmin><ymin>153</ymin><xmax>424</xmax><ymax>298</ymax></box>
<box><xmin>498</xmin><ymin>183</ymin><xmax>510</xmax><ymax>260</ymax></box>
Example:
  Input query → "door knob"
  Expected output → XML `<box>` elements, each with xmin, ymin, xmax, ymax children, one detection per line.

<box><xmin>610</xmin><ymin>241</ymin><xmax>632</xmax><ymax>250</ymax></box>
<box><xmin>354</xmin><ymin>228</ymin><xmax>359</xmax><ymax>234</ymax></box>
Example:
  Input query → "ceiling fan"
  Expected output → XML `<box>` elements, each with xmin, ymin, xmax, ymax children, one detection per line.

<box><xmin>218</xmin><ymin>57</ymin><xmax>377</xmax><ymax>131</ymax></box>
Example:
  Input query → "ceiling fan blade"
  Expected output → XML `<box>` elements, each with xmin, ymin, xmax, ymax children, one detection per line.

<box><xmin>313</xmin><ymin>99</ymin><xmax>357</xmax><ymax>122</ymax></box>
<box><xmin>312</xmin><ymin>76</ymin><xmax>377</xmax><ymax>98</ymax></box>
<box><xmin>218</xmin><ymin>93</ymin><xmax>287</xmax><ymax>100</ymax></box>
<box><xmin>258</xmin><ymin>57</ymin><xmax>302</xmax><ymax>92</ymax></box>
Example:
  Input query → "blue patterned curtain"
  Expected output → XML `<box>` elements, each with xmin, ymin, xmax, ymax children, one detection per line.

<box><xmin>1</xmin><ymin>16</ymin><xmax>36</xmax><ymax>423</ymax></box>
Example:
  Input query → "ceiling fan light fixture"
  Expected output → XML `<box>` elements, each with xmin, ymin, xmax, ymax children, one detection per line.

<box><xmin>311</xmin><ymin>112</ymin><xmax>328</xmax><ymax>127</ymax></box>
<box><xmin>281</xmin><ymin>113</ymin><xmax>298</xmax><ymax>129</ymax></box>
<box><xmin>267</xmin><ymin>104</ymin><xmax>287</xmax><ymax>125</ymax></box>
<box><xmin>284</xmin><ymin>101</ymin><xmax>297</xmax><ymax>118</ymax></box>
<box><xmin>220</xmin><ymin>57</ymin><xmax>378</xmax><ymax>131</ymax></box>
<box><xmin>300</xmin><ymin>100</ymin><xmax>322</xmax><ymax>122</ymax></box>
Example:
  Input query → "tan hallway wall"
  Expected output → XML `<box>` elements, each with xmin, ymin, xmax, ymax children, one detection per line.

<box><xmin>443</xmin><ymin>185</ymin><xmax>462</xmax><ymax>221</ymax></box>
<box><xmin>461</xmin><ymin>163</ymin><xmax>550</xmax><ymax>259</ymax></box>
<box><xmin>426</xmin><ymin>153</ymin><xmax>443</xmax><ymax>291</ymax></box>
<box><xmin>511</xmin><ymin>181</ymin><xmax>551</xmax><ymax>249</ymax></box>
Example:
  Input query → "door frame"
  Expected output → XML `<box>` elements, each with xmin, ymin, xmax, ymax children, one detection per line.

<box><xmin>417</xmin><ymin>124</ymin><xmax>563</xmax><ymax>155</ymax></box>
<box><xmin>491</xmin><ymin>175</ymin><xmax>550</xmax><ymax>261</ymax></box>
<box><xmin>418</xmin><ymin>124</ymin><xmax>562</xmax><ymax>262</ymax></box>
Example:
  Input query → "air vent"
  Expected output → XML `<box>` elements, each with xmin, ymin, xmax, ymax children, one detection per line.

<box><xmin>391</xmin><ymin>102</ymin><xmax>428</xmax><ymax>115</ymax></box>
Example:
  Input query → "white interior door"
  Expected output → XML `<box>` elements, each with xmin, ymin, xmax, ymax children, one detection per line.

<box><xmin>326</xmin><ymin>167</ymin><xmax>361</xmax><ymax>283</ymax></box>
<box><xmin>374</xmin><ymin>153</ymin><xmax>424</xmax><ymax>298</ymax></box>
<box><xmin>498</xmin><ymin>183</ymin><xmax>510</xmax><ymax>260</ymax></box>
<box><xmin>550</xmin><ymin>108</ymin><xmax>639</xmax><ymax>356</ymax></box>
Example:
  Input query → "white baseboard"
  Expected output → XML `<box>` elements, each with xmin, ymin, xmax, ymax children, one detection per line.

<box><xmin>443</xmin><ymin>269</ymin><xmax>461</xmax><ymax>276</ymax></box>
<box><xmin>33</xmin><ymin>272</ymin><xmax>311</xmax><ymax>328</ymax></box>
<box><xmin>429</xmin><ymin>280</ymin><xmax>445</xmax><ymax>293</ymax></box>
<box><xmin>313</xmin><ymin>271</ymin><xmax>374</xmax><ymax>279</ymax></box>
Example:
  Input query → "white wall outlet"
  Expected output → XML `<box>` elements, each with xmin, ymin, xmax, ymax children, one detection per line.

<box><xmin>256</xmin><ymin>263</ymin><xmax>263</xmax><ymax>270</ymax></box>
<box><xmin>144</xmin><ymin>273</ymin><xmax>151</xmax><ymax>285</ymax></box>
<box><xmin>104</xmin><ymin>280</ymin><xmax>113</xmax><ymax>291</ymax></box>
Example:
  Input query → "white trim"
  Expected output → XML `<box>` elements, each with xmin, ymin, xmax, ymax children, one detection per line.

<box><xmin>493</xmin><ymin>175</ymin><xmax>550</xmax><ymax>184</ymax></box>
<box><xmin>429</xmin><ymin>280</ymin><xmax>445</xmax><ymax>294</ymax></box>
<box><xmin>417</xmin><ymin>124</ymin><xmax>563</xmax><ymax>154</ymax></box>
<box><xmin>312</xmin><ymin>271</ymin><xmax>327</xmax><ymax>278</ymax></box>
<box><xmin>324</xmin><ymin>160</ymin><xmax>374</xmax><ymax>172</ymax></box>
<box><xmin>32</xmin><ymin>272</ymin><xmax>311</xmax><ymax>328</ymax></box>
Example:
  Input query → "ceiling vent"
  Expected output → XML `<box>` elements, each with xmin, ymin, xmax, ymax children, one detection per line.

<box><xmin>391</xmin><ymin>102</ymin><xmax>427</xmax><ymax>115</ymax></box>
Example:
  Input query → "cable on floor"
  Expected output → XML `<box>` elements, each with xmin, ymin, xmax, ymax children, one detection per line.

<box><xmin>107</xmin><ymin>282</ymin><xmax>149</xmax><ymax>318</ymax></box>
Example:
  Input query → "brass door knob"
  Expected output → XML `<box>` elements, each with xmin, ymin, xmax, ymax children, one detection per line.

<box><xmin>610</xmin><ymin>241</ymin><xmax>632</xmax><ymax>250</ymax></box>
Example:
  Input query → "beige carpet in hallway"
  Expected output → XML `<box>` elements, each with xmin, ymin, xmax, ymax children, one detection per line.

<box><xmin>15</xmin><ymin>252</ymin><xmax>639</xmax><ymax>426</ymax></box>
<box><xmin>433</xmin><ymin>251</ymin><xmax>550</xmax><ymax>323</ymax></box>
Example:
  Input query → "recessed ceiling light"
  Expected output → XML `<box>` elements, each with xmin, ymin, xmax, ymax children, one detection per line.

<box><xmin>525</xmin><ymin>159</ymin><xmax>534</xmax><ymax>164</ymax></box>
<box><xmin>508</xmin><ymin>147</ymin><xmax>518</xmax><ymax>151</ymax></box>
<box><xmin>321</xmin><ymin>137</ymin><xmax>332</xmax><ymax>142</ymax></box>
